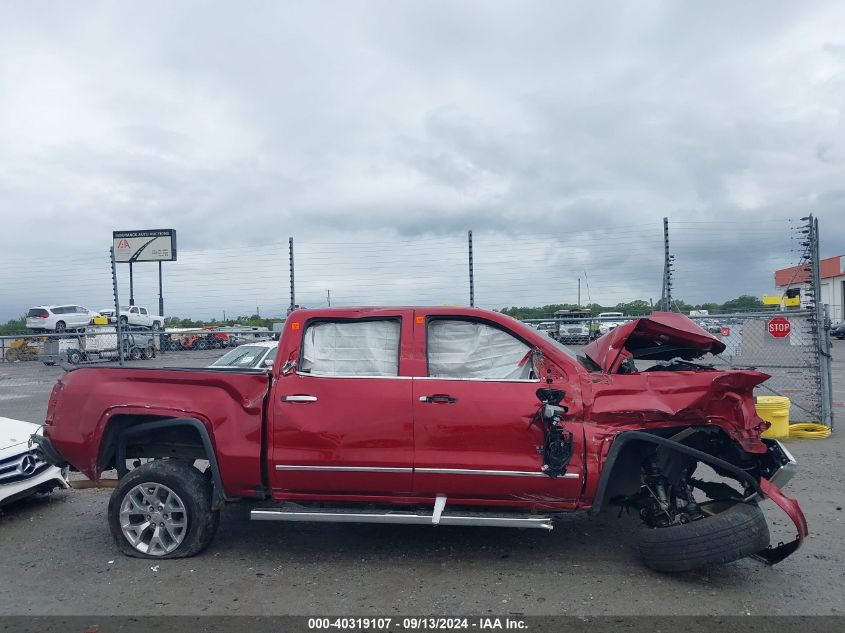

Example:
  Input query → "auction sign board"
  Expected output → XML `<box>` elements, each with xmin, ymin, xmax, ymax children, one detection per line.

<box><xmin>113</xmin><ymin>229</ymin><xmax>177</xmax><ymax>262</ymax></box>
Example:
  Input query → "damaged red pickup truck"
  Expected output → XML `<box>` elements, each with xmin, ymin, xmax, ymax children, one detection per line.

<box><xmin>33</xmin><ymin>307</ymin><xmax>807</xmax><ymax>571</ymax></box>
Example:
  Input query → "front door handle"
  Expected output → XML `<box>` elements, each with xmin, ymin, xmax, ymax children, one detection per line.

<box><xmin>419</xmin><ymin>394</ymin><xmax>457</xmax><ymax>404</ymax></box>
<box><xmin>281</xmin><ymin>395</ymin><xmax>318</xmax><ymax>403</ymax></box>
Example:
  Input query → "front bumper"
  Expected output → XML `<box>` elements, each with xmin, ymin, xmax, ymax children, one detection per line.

<box><xmin>753</xmin><ymin>440</ymin><xmax>808</xmax><ymax>565</ymax></box>
<box><xmin>0</xmin><ymin>460</ymin><xmax>69</xmax><ymax>506</ymax></box>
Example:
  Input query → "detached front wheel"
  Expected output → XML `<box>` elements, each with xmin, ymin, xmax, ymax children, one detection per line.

<box><xmin>638</xmin><ymin>502</ymin><xmax>769</xmax><ymax>572</ymax></box>
<box><xmin>108</xmin><ymin>460</ymin><xmax>219</xmax><ymax>559</ymax></box>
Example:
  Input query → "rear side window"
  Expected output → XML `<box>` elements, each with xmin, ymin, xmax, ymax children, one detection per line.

<box><xmin>53</xmin><ymin>306</ymin><xmax>72</xmax><ymax>314</ymax></box>
<box><xmin>300</xmin><ymin>319</ymin><xmax>401</xmax><ymax>377</ymax></box>
<box><xmin>427</xmin><ymin>319</ymin><xmax>534</xmax><ymax>380</ymax></box>
<box><xmin>27</xmin><ymin>308</ymin><xmax>49</xmax><ymax>317</ymax></box>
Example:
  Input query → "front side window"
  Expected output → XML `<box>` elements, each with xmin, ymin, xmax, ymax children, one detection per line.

<box><xmin>300</xmin><ymin>319</ymin><xmax>401</xmax><ymax>377</ymax></box>
<box><xmin>140</xmin><ymin>308</ymin><xmax>147</xmax><ymax>315</ymax></box>
<box><xmin>427</xmin><ymin>319</ymin><xmax>534</xmax><ymax>380</ymax></box>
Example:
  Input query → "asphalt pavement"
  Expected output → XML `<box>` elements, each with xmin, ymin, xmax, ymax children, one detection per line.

<box><xmin>0</xmin><ymin>343</ymin><xmax>843</xmax><ymax>616</ymax></box>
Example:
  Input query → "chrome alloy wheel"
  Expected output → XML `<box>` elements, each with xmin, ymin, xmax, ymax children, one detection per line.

<box><xmin>119</xmin><ymin>482</ymin><xmax>188</xmax><ymax>556</ymax></box>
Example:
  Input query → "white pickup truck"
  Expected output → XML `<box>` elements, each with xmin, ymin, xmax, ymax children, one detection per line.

<box><xmin>100</xmin><ymin>306</ymin><xmax>164</xmax><ymax>330</ymax></box>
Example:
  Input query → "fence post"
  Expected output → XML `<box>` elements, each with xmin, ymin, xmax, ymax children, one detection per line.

<box><xmin>111</xmin><ymin>246</ymin><xmax>124</xmax><ymax>366</ymax></box>
<box><xmin>661</xmin><ymin>217</ymin><xmax>670</xmax><ymax>310</ymax></box>
<box><xmin>289</xmin><ymin>237</ymin><xmax>296</xmax><ymax>313</ymax></box>
<box><xmin>468</xmin><ymin>230</ymin><xmax>475</xmax><ymax>307</ymax></box>
<box><xmin>810</xmin><ymin>216</ymin><xmax>834</xmax><ymax>428</ymax></box>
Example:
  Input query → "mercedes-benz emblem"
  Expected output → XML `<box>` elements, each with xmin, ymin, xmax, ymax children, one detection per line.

<box><xmin>19</xmin><ymin>454</ymin><xmax>38</xmax><ymax>476</ymax></box>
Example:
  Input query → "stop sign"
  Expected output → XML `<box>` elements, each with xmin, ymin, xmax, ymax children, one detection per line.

<box><xmin>767</xmin><ymin>317</ymin><xmax>791</xmax><ymax>338</ymax></box>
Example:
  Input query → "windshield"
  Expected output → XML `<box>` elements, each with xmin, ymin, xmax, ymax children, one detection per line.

<box><xmin>542</xmin><ymin>333</ymin><xmax>599</xmax><ymax>371</ymax></box>
<box><xmin>211</xmin><ymin>345</ymin><xmax>270</xmax><ymax>368</ymax></box>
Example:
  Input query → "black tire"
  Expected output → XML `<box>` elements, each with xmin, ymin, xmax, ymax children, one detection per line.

<box><xmin>108</xmin><ymin>460</ymin><xmax>219</xmax><ymax>559</ymax></box>
<box><xmin>141</xmin><ymin>346</ymin><xmax>155</xmax><ymax>360</ymax></box>
<box><xmin>55</xmin><ymin>321</ymin><xmax>66</xmax><ymax>332</ymax></box>
<box><xmin>66</xmin><ymin>349</ymin><xmax>82</xmax><ymax>365</ymax></box>
<box><xmin>168</xmin><ymin>340</ymin><xmax>180</xmax><ymax>351</ymax></box>
<box><xmin>152</xmin><ymin>321</ymin><xmax>162</xmax><ymax>331</ymax></box>
<box><xmin>119</xmin><ymin>316</ymin><xmax>128</xmax><ymax>325</ymax></box>
<box><xmin>638</xmin><ymin>502</ymin><xmax>769</xmax><ymax>572</ymax></box>
<box><xmin>129</xmin><ymin>346</ymin><xmax>142</xmax><ymax>361</ymax></box>
<box><xmin>196</xmin><ymin>339</ymin><xmax>208</xmax><ymax>350</ymax></box>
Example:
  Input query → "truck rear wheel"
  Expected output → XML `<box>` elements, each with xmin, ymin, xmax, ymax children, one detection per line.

<box><xmin>637</xmin><ymin>501</ymin><xmax>769</xmax><ymax>572</ymax></box>
<box><xmin>108</xmin><ymin>460</ymin><xmax>219</xmax><ymax>559</ymax></box>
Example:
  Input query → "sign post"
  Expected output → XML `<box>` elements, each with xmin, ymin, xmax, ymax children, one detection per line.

<box><xmin>767</xmin><ymin>316</ymin><xmax>791</xmax><ymax>339</ymax></box>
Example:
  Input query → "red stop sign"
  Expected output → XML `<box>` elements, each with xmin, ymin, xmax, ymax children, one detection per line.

<box><xmin>767</xmin><ymin>317</ymin><xmax>791</xmax><ymax>338</ymax></box>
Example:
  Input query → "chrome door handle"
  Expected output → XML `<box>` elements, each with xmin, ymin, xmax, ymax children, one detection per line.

<box><xmin>281</xmin><ymin>395</ymin><xmax>318</xmax><ymax>403</ymax></box>
<box><xmin>419</xmin><ymin>394</ymin><xmax>457</xmax><ymax>404</ymax></box>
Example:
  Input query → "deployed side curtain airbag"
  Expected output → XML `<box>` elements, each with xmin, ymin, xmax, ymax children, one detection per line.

<box><xmin>427</xmin><ymin>320</ymin><xmax>532</xmax><ymax>379</ymax></box>
<box><xmin>301</xmin><ymin>320</ymin><xmax>400</xmax><ymax>376</ymax></box>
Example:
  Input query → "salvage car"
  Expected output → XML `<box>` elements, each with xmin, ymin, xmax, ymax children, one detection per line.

<box><xmin>33</xmin><ymin>308</ymin><xmax>806</xmax><ymax>571</ymax></box>
<box><xmin>208</xmin><ymin>341</ymin><xmax>278</xmax><ymax>369</ymax></box>
<box><xmin>1</xmin><ymin>417</ymin><xmax>69</xmax><ymax>507</ymax></box>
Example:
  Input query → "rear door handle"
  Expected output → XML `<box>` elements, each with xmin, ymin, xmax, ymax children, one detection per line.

<box><xmin>281</xmin><ymin>395</ymin><xmax>318</xmax><ymax>403</ymax></box>
<box><xmin>419</xmin><ymin>394</ymin><xmax>457</xmax><ymax>404</ymax></box>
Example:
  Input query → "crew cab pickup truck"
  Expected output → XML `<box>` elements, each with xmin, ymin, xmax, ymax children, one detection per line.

<box><xmin>33</xmin><ymin>307</ymin><xmax>807</xmax><ymax>570</ymax></box>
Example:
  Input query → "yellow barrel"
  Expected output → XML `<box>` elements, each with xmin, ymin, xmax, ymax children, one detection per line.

<box><xmin>756</xmin><ymin>396</ymin><xmax>790</xmax><ymax>439</ymax></box>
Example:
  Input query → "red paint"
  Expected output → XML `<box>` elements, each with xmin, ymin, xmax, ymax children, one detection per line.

<box><xmin>721</xmin><ymin>326</ymin><xmax>731</xmax><ymax>337</ymax></box>
<box><xmin>767</xmin><ymin>316</ymin><xmax>791</xmax><ymax>338</ymax></box>
<box><xmin>41</xmin><ymin>307</ymin><xmax>800</xmax><ymax>536</ymax></box>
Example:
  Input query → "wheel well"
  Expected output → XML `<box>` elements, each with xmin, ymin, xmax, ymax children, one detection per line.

<box><xmin>99</xmin><ymin>415</ymin><xmax>207</xmax><ymax>472</ymax></box>
<box><xmin>592</xmin><ymin>427</ymin><xmax>761</xmax><ymax>513</ymax></box>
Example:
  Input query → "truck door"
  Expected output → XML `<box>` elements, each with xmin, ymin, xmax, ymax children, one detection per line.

<box><xmin>269</xmin><ymin>312</ymin><xmax>414</xmax><ymax>496</ymax></box>
<box><xmin>411</xmin><ymin>315</ymin><xmax>584</xmax><ymax>502</ymax></box>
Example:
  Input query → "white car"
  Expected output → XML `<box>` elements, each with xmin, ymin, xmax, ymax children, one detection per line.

<box><xmin>207</xmin><ymin>341</ymin><xmax>278</xmax><ymax>369</ymax></box>
<box><xmin>1</xmin><ymin>418</ymin><xmax>69</xmax><ymax>507</ymax></box>
<box><xmin>26</xmin><ymin>305</ymin><xmax>99</xmax><ymax>332</ymax></box>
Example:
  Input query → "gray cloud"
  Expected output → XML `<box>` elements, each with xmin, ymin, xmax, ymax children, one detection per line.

<box><xmin>1</xmin><ymin>0</ymin><xmax>844</xmax><ymax>321</ymax></box>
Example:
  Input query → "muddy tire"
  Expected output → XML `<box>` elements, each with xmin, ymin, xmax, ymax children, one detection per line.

<box><xmin>108</xmin><ymin>460</ymin><xmax>219</xmax><ymax>559</ymax></box>
<box><xmin>638</xmin><ymin>502</ymin><xmax>769</xmax><ymax>572</ymax></box>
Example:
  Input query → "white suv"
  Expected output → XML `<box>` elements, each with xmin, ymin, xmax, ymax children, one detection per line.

<box><xmin>26</xmin><ymin>305</ymin><xmax>99</xmax><ymax>332</ymax></box>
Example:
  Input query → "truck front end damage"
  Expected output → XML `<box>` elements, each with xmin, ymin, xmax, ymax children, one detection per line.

<box><xmin>582</xmin><ymin>312</ymin><xmax>808</xmax><ymax>569</ymax></box>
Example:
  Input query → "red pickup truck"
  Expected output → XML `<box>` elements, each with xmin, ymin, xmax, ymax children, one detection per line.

<box><xmin>33</xmin><ymin>307</ymin><xmax>806</xmax><ymax>571</ymax></box>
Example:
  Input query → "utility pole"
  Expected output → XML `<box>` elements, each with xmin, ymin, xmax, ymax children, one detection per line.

<box><xmin>289</xmin><ymin>237</ymin><xmax>295</xmax><ymax>314</ymax></box>
<box><xmin>128</xmin><ymin>261</ymin><xmax>134</xmax><ymax>306</ymax></box>
<box><xmin>577</xmin><ymin>277</ymin><xmax>581</xmax><ymax>307</ymax></box>
<box><xmin>467</xmin><ymin>230</ymin><xmax>475</xmax><ymax>307</ymax></box>
<box><xmin>327</xmin><ymin>289</ymin><xmax>331</xmax><ymax>307</ymax></box>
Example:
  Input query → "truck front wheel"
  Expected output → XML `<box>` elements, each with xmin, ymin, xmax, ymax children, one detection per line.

<box><xmin>108</xmin><ymin>460</ymin><xmax>219</xmax><ymax>559</ymax></box>
<box><xmin>637</xmin><ymin>501</ymin><xmax>769</xmax><ymax>572</ymax></box>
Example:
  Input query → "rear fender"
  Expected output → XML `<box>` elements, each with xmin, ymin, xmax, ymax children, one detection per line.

<box><xmin>115</xmin><ymin>417</ymin><xmax>228</xmax><ymax>507</ymax></box>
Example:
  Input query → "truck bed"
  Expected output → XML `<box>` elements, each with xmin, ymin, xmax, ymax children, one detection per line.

<box><xmin>44</xmin><ymin>366</ymin><xmax>271</xmax><ymax>497</ymax></box>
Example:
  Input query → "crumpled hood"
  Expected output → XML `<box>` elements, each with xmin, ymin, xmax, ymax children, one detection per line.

<box><xmin>0</xmin><ymin>416</ymin><xmax>40</xmax><ymax>451</ymax></box>
<box><xmin>583</xmin><ymin>311</ymin><xmax>726</xmax><ymax>373</ymax></box>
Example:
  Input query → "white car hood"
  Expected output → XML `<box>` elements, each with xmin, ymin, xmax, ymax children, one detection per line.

<box><xmin>0</xmin><ymin>417</ymin><xmax>39</xmax><ymax>452</ymax></box>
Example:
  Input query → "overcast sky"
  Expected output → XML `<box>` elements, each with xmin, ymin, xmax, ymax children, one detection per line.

<box><xmin>1</xmin><ymin>1</ymin><xmax>844</xmax><ymax>321</ymax></box>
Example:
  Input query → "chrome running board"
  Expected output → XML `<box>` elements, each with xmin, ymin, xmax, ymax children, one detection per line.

<box><xmin>250</xmin><ymin>497</ymin><xmax>554</xmax><ymax>531</ymax></box>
